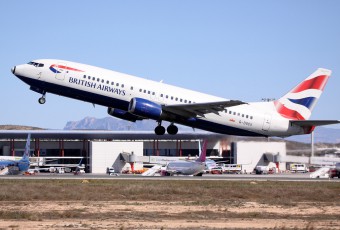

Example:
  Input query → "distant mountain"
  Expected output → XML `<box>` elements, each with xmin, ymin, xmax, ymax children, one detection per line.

<box><xmin>64</xmin><ymin>117</ymin><xmax>340</xmax><ymax>143</ymax></box>
<box><xmin>64</xmin><ymin>116</ymin><xmax>193</xmax><ymax>131</ymax></box>
<box><xmin>0</xmin><ymin>125</ymin><xmax>45</xmax><ymax>130</ymax></box>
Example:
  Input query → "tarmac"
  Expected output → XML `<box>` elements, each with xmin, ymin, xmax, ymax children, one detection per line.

<box><xmin>1</xmin><ymin>172</ymin><xmax>339</xmax><ymax>182</ymax></box>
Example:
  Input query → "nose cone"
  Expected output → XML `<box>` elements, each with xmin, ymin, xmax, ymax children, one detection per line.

<box><xmin>11</xmin><ymin>66</ymin><xmax>16</xmax><ymax>74</ymax></box>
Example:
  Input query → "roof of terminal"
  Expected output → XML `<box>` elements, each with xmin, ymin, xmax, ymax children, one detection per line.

<box><xmin>0</xmin><ymin>130</ymin><xmax>227</xmax><ymax>140</ymax></box>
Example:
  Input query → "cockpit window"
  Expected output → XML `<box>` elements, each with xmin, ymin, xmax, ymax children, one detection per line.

<box><xmin>27</xmin><ymin>61</ymin><xmax>44</xmax><ymax>67</ymax></box>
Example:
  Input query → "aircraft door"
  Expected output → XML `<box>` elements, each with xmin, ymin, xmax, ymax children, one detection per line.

<box><xmin>262</xmin><ymin>114</ymin><xmax>271</xmax><ymax>131</ymax></box>
<box><xmin>54</xmin><ymin>63</ymin><xmax>68</xmax><ymax>81</ymax></box>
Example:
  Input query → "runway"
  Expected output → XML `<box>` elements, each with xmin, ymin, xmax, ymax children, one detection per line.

<box><xmin>1</xmin><ymin>173</ymin><xmax>339</xmax><ymax>182</ymax></box>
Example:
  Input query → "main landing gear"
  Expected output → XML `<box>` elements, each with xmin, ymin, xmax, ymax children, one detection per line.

<box><xmin>167</xmin><ymin>124</ymin><xmax>178</xmax><ymax>135</ymax></box>
<box><xmin>154</xmin><ymin>122</ymin><xmax>178</xmax><ymax>135</ymax></box>
<box><xmin>155</xmin><ymin>125</ymin><xmax>165</xmax><ymax>135</ymax></box>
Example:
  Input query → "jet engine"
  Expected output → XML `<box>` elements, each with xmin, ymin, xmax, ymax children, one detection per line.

<box><xmin>107</xmin><ymin>107</ymin><xmax>143</xmax><ymax>122</ymax></box>
<box><xmin>128</xmin><ymin>97</ymin><xmax>163</xmax><ymax>120</ymax></box>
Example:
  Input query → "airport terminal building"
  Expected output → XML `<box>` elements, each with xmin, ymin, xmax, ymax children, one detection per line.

<box><xmin>0</xmin><ymin>130</ymin><xmax>290</xmax><ymax>174</ymax></box>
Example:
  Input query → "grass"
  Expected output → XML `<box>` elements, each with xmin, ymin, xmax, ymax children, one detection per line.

<box><xmin>0</xmin><ymin>179</ymin><xmax>339</xmax><ymax>205</ymax></box>
<box><xmin>0</xmin><ymin>179</ymin><xmax>338</xmax><ymax>229</ymax></box>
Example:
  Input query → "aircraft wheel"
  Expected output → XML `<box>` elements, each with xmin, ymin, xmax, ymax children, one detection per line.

<box><xmin>167</xmin><ymin>124</ymin><xmax>178</xmax><ymax>135</ymax></box>
<box><xmin>155</xmin><ymin>125</ymin><xmax>165</xmax><ymax>135</ymax></box>
<box><xmin>38</xmin><ymin>97</ymin><xmax>46</xmax><ymax>104</ymax></box>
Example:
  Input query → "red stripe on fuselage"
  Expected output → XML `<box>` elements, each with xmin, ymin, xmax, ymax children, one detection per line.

<box><xmin>291</xmin><ymin>75</ymin><xmax>329</xmax><ymax>93</ymax></box>
<box><xmin>274</xmin><ymin>101</ymin><xmax>305</xmax><ymax>120</ymax></box>
<box><xmin>51</xmin><ymin>64</ymin><xmax>84</xmax><ymax>72</ymax></box>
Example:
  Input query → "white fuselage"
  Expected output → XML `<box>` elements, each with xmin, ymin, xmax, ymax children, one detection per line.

<box><xmin>12</xmin><ymin>59</ymin><xmax>304</xmax><ymax>137</ymax></box>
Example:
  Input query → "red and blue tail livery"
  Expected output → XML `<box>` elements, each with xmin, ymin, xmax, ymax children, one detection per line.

<box><xmin>275</xmin><ymin>68</ymin><xmax>331</xmax><ymax>120</ymax></box>
<box><xmin>11</xmin><ymin>59</ymin><xmax>340</xmax><ymax>137</ymax></box>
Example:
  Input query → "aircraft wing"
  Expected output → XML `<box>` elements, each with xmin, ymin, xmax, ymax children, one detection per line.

<box><xmin>163</xmin><ymin>100</ymin><xmax>247</xmax><ymax>118</ymax></box>
<box><xmin>290</xmin><ymin>120</ymin><xmax>340</xmax><ymax>127</ymax></box>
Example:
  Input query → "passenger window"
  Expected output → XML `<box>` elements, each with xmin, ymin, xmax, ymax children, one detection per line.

<box><xmin>171</xmin><ymin>96</ymin><xmax>174</xmax><ymax>100</ymax></box>
<box><xmin>144</xmin><ymin>90</ymin><xmax>146</xmax><ymax>93</ymax></box>
<box><xmin>111</xmin><ymin>82</ymin><xmax>114</xmax><ymax>85</ymax></box>
<box><xmin>101</xmin><ymin>79</ymin><xmax>104</xmax><ymax>83</ymax></box>
<box><xmin>180</xmin><ymin>99</ymin><xmax>183</xmax><ymax>102</ymax></box>
<box><xmin>233</xmin><ymin>112</ymin><xmax>236</xmax><ymax>115</ymax></box>
<box><xmin>116</xmin><ymin>83</ymin><xmax>119</xmax><ymax>86</ymax></box>
<box><xmin>83</xmin><ymin>75</ymin><xmax>86</xmax><ymax>79</ymax></box>
<box><xmin>189</xmin><ymin>101</ymin><xmax>191</xmax><ymax>103</ymax></box>
<box><xmin>246</xmin><ymin>115</ymin><xmax>248</xmax><ymax>118</ymax></box>
<box><xmin>148</xmin><ymin>91</ymin><xmax>150</xmax><ymax>94</ymax></box>
<box><xmin>229</xmin><ymin>111</ymin><xmax>232</xmax><ymax>114</ymax></box>
<box><xmin>139</xmin><ymin>89</ymin><xmax>142</xmax><ymax>92</ymax></box>
<box><xmin>250</xmin><ymin>116</ymin><xmax>253</xmax><ymax>119</ymax></box>
<box><xmin>184</xmin><ymin>100</ymin><xmax>187</xmax><ymax>103</ymax></box>
<box><xmin>106</xmin><ymin>81</ymin><xmax>109</xmax><ymax>84</ymax></box>
<box><xmin>92</xmin><ymin>77</ymin><xmax>95</xmax><ymax>81</ymax></box>
<box><xmin>88</xmin><ymin>76</ymin><xmax>91</xmax><ymax>80</ymax></box>
<box><xmin>160</xmin><ymin>94</ymin><xmax>163</xmax><ymax>97</ymax></box>
<box><xmin>242</xmin><ymin>114</ymin><xmax>244</xmax><ymax>117</ymax></box>
<box><xmin>152</xmin><ymin>92</ymin><xmax>155</xmax><ymax>95</ymax></box>
<box><xmin>175</xmin><ymin>98</ymin><xmax>178</xmax><ymax>101</ymax></box>
<box><xmin>122</xmin><ymin>84</ymin><xmax>124</xmax><ymax>88</ymax></box>
<box><xmin>131</xmin><ymin>86</ymin><xmax>134</xmax><ymax>90</ymax></box>
<box><xmin>166</xmin><ymin>95</ymin><xmax>169</xmax><ymax>99</ymax></box>
<box><xmin>97</xmin><ymin>78</ymin><xmax>100</xmax><ymax>82</ymax></box>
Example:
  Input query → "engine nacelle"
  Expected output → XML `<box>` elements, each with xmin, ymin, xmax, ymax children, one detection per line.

<box><xmin>107</xmin><ymin>107</ymin><xmax>143</xmax><ymax>122</ymax></box>
<box><xmin>128</xmin><ymin>97</ymin><xmax>162</xmax><ymax>120</ymax></box>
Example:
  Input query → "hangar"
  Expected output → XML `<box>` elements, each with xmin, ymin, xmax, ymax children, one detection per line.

<box><xmin>0</xmin><ymin>130</ymin><xmax>287</xmax><ymax>173</ymax></box>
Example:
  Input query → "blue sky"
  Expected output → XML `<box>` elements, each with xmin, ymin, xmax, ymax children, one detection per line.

<box><xmin>0</xmin><ymin>1</ymin><xmax>339</xmax><ymax>129</ymax></box>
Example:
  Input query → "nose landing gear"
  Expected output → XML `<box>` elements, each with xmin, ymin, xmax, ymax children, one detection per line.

<box><xmin>38</xmin><ymin>94</ymin><xmax>46</xmax><ymax>104</ymax></box>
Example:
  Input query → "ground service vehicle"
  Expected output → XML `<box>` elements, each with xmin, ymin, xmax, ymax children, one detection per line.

<box><xmin>290</xmin><ymin>163</ymin><xmax>308</xmax><ymax>173</ymax></box>
<box><xmin>330</xmin><ymin>163</ymin><xmax>340</xmax><ymax>178</ymax></box>
<box><xmin>222</xmin><ymin>164</ymin><xmax>242</xmax><ymax>174</ymax></box>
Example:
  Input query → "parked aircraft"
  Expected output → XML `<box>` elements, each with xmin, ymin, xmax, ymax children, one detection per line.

<box><xmin>11</xmin><ymin>60</ymin><xmax>339</xmax><ymax>136</ymax></box>
<box><xmin>0</xmin><ymin>134</ymin><xmax>31</xmax><ymax>175</ymax></box>
<box><xmin>163</xmin><ymin>139</ymin><xmax>208</xmax><ymax>176</ymax></box>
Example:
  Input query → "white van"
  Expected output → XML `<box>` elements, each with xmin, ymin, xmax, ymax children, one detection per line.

<box><xmin>222</xmin><ymin>164</ymin><xmax>242</xmax><ymax>174</ymax></box>
<box><xmin>290</xmin><ymin>163</ymin><xmax>308</xmax><ymax>173</ymax></box>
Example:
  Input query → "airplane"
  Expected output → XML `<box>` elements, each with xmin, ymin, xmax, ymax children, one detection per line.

<box><xmin>162</xmin><ymin>139</ymin><xmax>208</xmax><ymax>176</ymax></box>
<box><xmin>11</xmin><ymin>59</ymin><xmax>340</xmax><ymax>136</ymax></box>
<box><xmin>0</xmin><ymin>134</ymin><xmax>31</xmax><ymax>175</ymax></box>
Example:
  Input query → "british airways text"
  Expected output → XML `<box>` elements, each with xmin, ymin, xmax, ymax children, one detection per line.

<box><xmin>69</xmin><ymin>77</ymin><xmax>126</xmax><ymax>96</ymax></box>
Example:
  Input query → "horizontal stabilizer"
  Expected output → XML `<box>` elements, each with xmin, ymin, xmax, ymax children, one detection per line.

<box><xmin>290</xmin><ymin>120</ymin><xmax>340</xmax><ymax>127</ymax></box>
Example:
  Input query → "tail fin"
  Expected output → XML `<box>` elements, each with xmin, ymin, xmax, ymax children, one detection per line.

<box><xmin>274</xmin><ymin>68</ymin><xmax>331</xmax><ymax>120</ymax></box>
<box><xmin>21</xmin><ymin>134</ymin><xmax>31</xmax><ymax>162</ymax></box>
<box><xmin>197</xmin><ymin>140</ymin><xmax>207</xmax><ymax>162</ymax></box>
